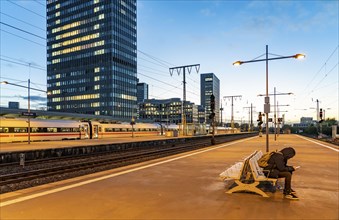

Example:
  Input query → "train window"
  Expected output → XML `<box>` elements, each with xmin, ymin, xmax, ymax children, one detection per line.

<box><xmin>47</xmin><ymin>128</ymin><xmax>57</xmax><ymax>132</ymax></box>
<box><xmin>60</xmin><ymin>128</ymin><xmax>72</xmax><ymax>132</ymax></box>
<box><xmin>98</xmin><ymin>127</ymin><xmax>102</xmax><ymax>132</ymax></box>
<box><xmin>0</xmin><ymin>127</ymin><xmax>9</xmax><ymax>133</ymax></box>
<box><xmin>31</xmin><ymin>127</ymin><xmax>39</xmax><ymax>133</ymax></box>
<box><xmin>14</xmin><ymin>127</ymin><xmax>27</xmax><ymax>133</ymax></box>
<box><xmin>121</xmin><ymin>128</ymin><xmax>127</xmax><ymax>132</ymax></box>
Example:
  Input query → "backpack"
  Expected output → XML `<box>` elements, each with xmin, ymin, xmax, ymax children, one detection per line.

<box><xmin>258</xmin><ymin>151</ymin><xmax>277</xmax><ymax>168</ymax></box>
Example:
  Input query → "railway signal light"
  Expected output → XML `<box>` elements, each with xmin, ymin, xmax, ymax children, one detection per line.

<box><xmin>257</xmin><ymin>112</ymin><xmax>263</xmax><ymax>126</ymax></box>
<box><xmin>209</xmin><ymin>112</ymin><xmax>215</xmax><ymax>119</ymax></box>
<box><xmin>210</xmin><ymin>94</ymin><xmax>215</xmax><ymax>112</ymax></box>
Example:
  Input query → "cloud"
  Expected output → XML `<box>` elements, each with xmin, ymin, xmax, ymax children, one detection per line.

<box><xmin>20</xmin><ymin>95</ymin><xmax>47</xmax><ymax>102</ymax></box>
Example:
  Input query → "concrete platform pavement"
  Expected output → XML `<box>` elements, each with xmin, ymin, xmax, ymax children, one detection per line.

<box><xmin>0</xmin><ymin>134</ymin><xmax>338</xmax><ymax>219</ymax></box>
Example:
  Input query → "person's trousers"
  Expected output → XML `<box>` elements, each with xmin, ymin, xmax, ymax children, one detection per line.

<box><xmin>278</xmin><ymin>171</ymin><xmax>292</xmax><ymax>193</ymax></box>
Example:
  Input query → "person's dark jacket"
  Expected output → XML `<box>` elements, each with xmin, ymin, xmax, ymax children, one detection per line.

<box><xmin>265</xmin><ymin>147</ymin><xmax>296</xmax><ymax>178</ymax></box>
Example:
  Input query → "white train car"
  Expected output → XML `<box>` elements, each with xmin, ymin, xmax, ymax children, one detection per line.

<box><xmin>0</xmin><ymin>117</ymin><xmax>87</xmax><ymax>143</ymax></box>
<box><xmin>0</xmin><ymin>118</ymin><xmax>164</xmax><ymax>142</ymax></box>
<box><xmin>99</xmin><ymin>122</ymin><xmax>160</xmax><ymax>138</ymax></box>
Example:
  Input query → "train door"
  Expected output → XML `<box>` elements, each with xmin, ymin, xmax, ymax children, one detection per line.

<box><xmin>80</xmin><ymin>124</ymin><xmax>89</xmax><ymax>139</ymax></box>
<box><xmin>93</xmin><ymin>125</ymin><xmax>100</xmax><ymax>139</ymax></box>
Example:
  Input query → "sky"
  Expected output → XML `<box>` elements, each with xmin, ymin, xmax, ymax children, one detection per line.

<box><xmin>0</xmin><ymin>0</ymin><xmax>338</xmax><ymax>124</ymax></box>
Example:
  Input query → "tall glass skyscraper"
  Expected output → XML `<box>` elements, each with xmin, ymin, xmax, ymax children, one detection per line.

<box><xmin>200</xmin><ymin>73</ymin><xmax>220</xmax><ymax>123</ymax></box>
<box><xmin>46</xmin><ymin>0</ymin><xmax>137</xmax><ymax>120</ymax></box>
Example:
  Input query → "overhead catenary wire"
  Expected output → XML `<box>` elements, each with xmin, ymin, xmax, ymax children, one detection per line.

<box><xmin>7</xmin><ymin>0</ymin><xmax>46</xmax><ymax>19</ymax></box>
<box><xmin>33</xmin><ymin>0</ymin><xmax>45</xmax><ymax>7</ymax></box>
<box><xmin>0</xmin><ymin>58</ymin><xmax>46</xmax><ymax>71</ymax></box>
<box><xmin>0</xmin><ymin>12</ymin><xmax>46</xmax><ymax>31</ymax></box>
<box><xmin>302</xmin><ymin>45</ymin><xmax>338</xmax><ymax>93</ymax></box>
<box><xmin>0</xmin><ymin>22</ymin><xmax>46</xmax><ymax>40</ymax></box>
<box><xmin>1</xmin><ymin>29</ymin><xmax>46</xmax><ymax>47</ymax></box>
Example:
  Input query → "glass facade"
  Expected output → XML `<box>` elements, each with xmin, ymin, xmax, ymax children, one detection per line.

<box><xmin>46</xmin><ymin>0</ymin><xmax>137</xmax><ymax>119</ymax></box>
<box><xmin>138</xmin><ymin>98</ymin><xmax>198</xmax><ymax>124</ymax></box>
<box><xmin>137</xmin><ymin>82</ymin><xmax>148</xmax><ymax>103</ymax></box>
<box><xmin>200</xmin><ymin>73</ymin><xmax>220</xmax><ymax>124</ymax></box>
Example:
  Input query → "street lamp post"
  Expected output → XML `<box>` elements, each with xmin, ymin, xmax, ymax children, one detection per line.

<box><xmin>1</xmin><ymin>80</ymin><xmax>47</xmax><ymax>144</ymax></box>
<box><xmin>233</xmin><ymin>45</ymin><xmax>305</xmax><ymax>152</ymax></box>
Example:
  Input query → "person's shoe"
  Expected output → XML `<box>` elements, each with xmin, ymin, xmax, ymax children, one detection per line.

<box><xmin>291</xmin><ymin>188</ymin><xmax>297</xmax><ymax>195</ymax></box>
<box><xmin>285</xmin><ymin>193</ymin><xmax>299</xmax><ymax>200</ymax></box>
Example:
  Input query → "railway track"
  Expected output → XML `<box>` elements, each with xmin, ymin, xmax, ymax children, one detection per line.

<box><xmin>0</xmin><ymin>133</ymin><xmax>257</xmax><ymax>193</ymax></box>
<box><xmin>0</xmin><ymin>139</ymin><xmax>211</xmax><ymax>191</ymax></box>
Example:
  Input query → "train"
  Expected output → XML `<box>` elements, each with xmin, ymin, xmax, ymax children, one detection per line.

<box><xmin>0</xmin><ymin>117</ymin><xmax>238</xmax><ymax>143</ymax></box>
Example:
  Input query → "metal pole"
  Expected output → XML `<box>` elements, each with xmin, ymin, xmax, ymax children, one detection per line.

<box><xmin>277</xmin><ymin>101</ymin><xmax>280</xmax><ymax>136</ymax></box>
<box><xmin>28</xmin><ymin>79</ymin><xmax>31</xmax><ymax>144</ymax></box>
<box><xmin>274</xmin><ymin>87</ymin><xmax>277</xmax><ymax>141</ymax></box>
<box><xmin>182</xmin><ymin>67</ymin><xmax>186</xmax><ymax>136</ymax></box>
<box><xmin>231</xmin><ymin>97</ymin><xmax>234</xmax><ymax>131</ymax></box>
<box><xmin>250</xmin><ymin>103</ymin><xmax>253</xmax><ymax>131</ymax></box>
<box><xmin>265</xmin><ymin>45</ymin><xmax>269</xmax><ymax>152</ymax></box>
<box><xmin>220</xmin><ymin>99</ymin><xmax>223</xmax><ymax>127</ymax></box>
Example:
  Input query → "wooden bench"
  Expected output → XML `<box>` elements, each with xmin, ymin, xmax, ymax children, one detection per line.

<box><xmin>219</xmin><ymin>150</ymin><xmax>277</xmax><ymax>197</ymax></box>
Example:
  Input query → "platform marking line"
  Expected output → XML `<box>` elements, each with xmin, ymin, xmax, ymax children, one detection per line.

<box><xmin>296</xmin><ymin>135</ymin><xmax>339</xmax><ymax>152</ymax></box>
<box><xmin>0</xmin><ymin>136</ymin><xmax>257</xmax><ymax>207</ymax></box>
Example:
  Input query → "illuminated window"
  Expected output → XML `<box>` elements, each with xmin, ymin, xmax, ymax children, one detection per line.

<box><xmin>91</xmin><ymin>102</ymin><xmax>100</xmax><ymax>107</ymax></box>
<box><xmin>52</xmin><ymin>59</ymin><xmax>60</xmax><ymax>64</ymax></box>
<box><xmin>94</xmin><ymin>7</ymin><xmax>100</xmax><ymax>13</ymax></box>
<box><xmin>94</xmin><ymin>49</ymin><xmax>104</xmax><ymax>55</ymax></box>
<box><xmin>98</xmin><ymin>14</ymin><xmax>104</xmax><ymax>20</ymax></box>
<box><xmin>94</xmin><ymin>76</ymin><xmax>100</xmax><ymax>81</ymax></box>
<box><xmin>56</xmin><ymin>11</ymin><xmax>60</xmax><ymax>17</ymax></box>
<box><xmin>94</xmin><ymin>24</ymin><xmax>100</xmax><ymax>30</ymax></box>
<box><xmin>56</xmin><ymin>105</ymin><xmax>61</xmax><ymax>110</ymax></box>
<box><xmin>56</xmin><ymin>82</ymin><xmax>60</xmax><ymax>86</ymax></box>
<box><xmin>94</xmin><ymin>67</ymin><xmax>100</xmax><ymax>73</ymax></box>
<box><xmin>55</xmin><ymin>3</ymin><xmax>60</xmax><ymax>9</ymax></box>
<box><xmin>55</xmin><ymin>19</ymin><xmax>60</xmax><ymax>25</ymax></box>
<box><xmin>94</xmin><ymin>0</ymin><xmax>99</xmax><ymax>3</ymax></box>
<box><xmin>95</xmin><ymin>111</ymin><xmax>100</xmax><ymax>115</ymax></box>
<box><xmin>94</xmin><ymin>85</ymin><xmax>100</xmax><ymax>90</ymax></box>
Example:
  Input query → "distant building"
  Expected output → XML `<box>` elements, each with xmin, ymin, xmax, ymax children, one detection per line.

<box><xmin>200</xmin><ymin>73</ymin><xmax>220</xmax><ymax>124</ymax></box>
<box><xmin>137</xmin><ymin>82</ymin><xmax>149</xmax><ymax>103</ymax></box>
<box><xmin>293</xmin><ymin>117</ymin><xmax>316</xmax><ymax>128</ymax></box>
<box><xmin>138</xmin><ymin>98</ymin><xmax>198</xmax><ymax>124</ymax></box>
<box><xmin>301</xmin><ymin>117</ymin><xmax>313</xmax><ymax>124</ymax></box>
<box><xmin>46</xmin><ymin>0</ymin><xmax>137</xmax><ymax>120</ymax></box>
<box><xmin>8</xmin><ymin>102</ymin><xmax>19</xmax><ymax>109</ymax></box>
<box><xmin>197</xmin><ymin>105</ymin><xmax>206</xmax><ymax>124</ymax></box>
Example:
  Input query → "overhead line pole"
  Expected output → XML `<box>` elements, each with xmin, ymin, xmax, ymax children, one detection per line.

<box><xmin>243</xmin><ymin>104</ymin><xmax>255</xmax><ymax>132</ymax></box>
<box><xmin>223</xmin><ymin>95</ymin><xmax>242</xmax><ymax>132</ymax></box>
<box><xmin>169</xmin><ymin>64</ymin><xmax>200</xmax><ymax>136</ymax></box>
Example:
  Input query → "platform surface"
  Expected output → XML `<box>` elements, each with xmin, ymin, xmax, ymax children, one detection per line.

<box><xmin>1</xmin><ymin>134</ymin><xmax>338</xmax><ymax>219</ymax></box>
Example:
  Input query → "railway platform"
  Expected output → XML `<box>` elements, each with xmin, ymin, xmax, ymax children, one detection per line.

<box><xmin>1</xmin><ymin>134</ymin><xmax>338</xmax><ymax>219</ymax></box>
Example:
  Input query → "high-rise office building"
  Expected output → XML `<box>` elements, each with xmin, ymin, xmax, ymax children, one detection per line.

<box><xmin>137</xmin><ymin>82</ymin><xmax>148</xmax><ymax>103</ymax></box>
<box><xmin>200</xmin><ymin>73</ymin><xmax>220</xmax><ymax>123</ymax></box>
<box><xmin>46</xmin><ymin>0</ymin><xmax>137</xmax><ymax>119</ymax></box>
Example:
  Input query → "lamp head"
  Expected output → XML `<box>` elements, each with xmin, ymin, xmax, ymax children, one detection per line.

<box><xmin>233</xmin><ymin>61</ymin><xmax>242</xmax><ymax>66</ymax></box>
<box><xmin>0</xmin><ymin>81</ymin><xmax>9</xmax><ymax>85</ymax></box>
<box><xmin>294</xmin><ymin>54</ymin><xmax>305</xmax><ymax>59</ymax></box>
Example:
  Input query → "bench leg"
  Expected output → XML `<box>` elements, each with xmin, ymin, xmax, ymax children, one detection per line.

<box><xmin>226</xmin><ymin>180</ymin><xmax>270</xmax><ymax>198</ymax></box>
